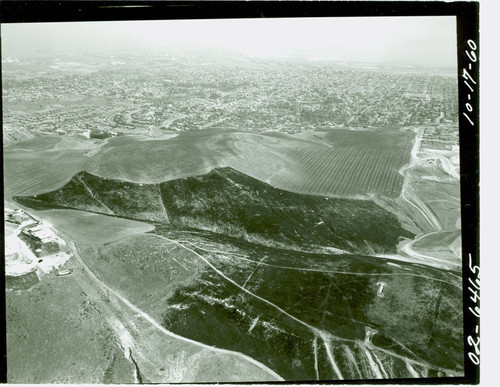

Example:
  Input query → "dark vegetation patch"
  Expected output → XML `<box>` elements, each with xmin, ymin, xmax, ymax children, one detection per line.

<box><xmin>16</xmin><ymin>168</ymin><xmax>413</xmax><ymax>255</ymax></box>
<box><xmin>197</xmin><ymin>246</ymin><xmax>463</xmax><ymax>372</ymax></box>
<box><xmin>18</xmin><ymin>171</ymin><xmax>167</xmax><ymax>221</ymax></box>
<box><xmin>160</xmin><ymin>251</ymin><xmax>462</xmax><ymax>379</ymax></box>
<box><xmin>89</xmin><ymin>129</ymin><xmax>113</xmax><ymax>139</ymax></box>
<box><xmin>161</xmin><ymin>270</ymin><xmax>318</xmax><ymax>381</ymax></box>
<box><xmin>80</xmin><ymin>172</ymin><xmax>168</xmax><ymax>222</ymax></box>
<box><xmin>5</xmin><ymin>271</ymin><xmax>39</xmax><ymax>291</ymax></box>
<box><xmin>84</xmin><ymin>231</ymin><xmax>462</xmax><ymax>380</ymax></box>
<box><xmin>158</xmin><ymin>167</ymin><xmax>413</xmax><ymax>253</ymax></box>
<box><xmin>367</xmin><ymin>276</ymin><xmax>463</xmax><ymax>370</ymax></box>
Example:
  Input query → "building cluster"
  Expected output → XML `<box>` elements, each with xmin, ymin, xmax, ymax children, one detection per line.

<box><xmin>6</xmin><ymin>208</ymin><xmax>62</xmax><ymax>259</ymax></box>
<box><xmin>421</xmin><ymin>124</ymin><xmax>459</xmax><ymax>150</ymax></box>
<box><xmin>3</xmin><ymin>54</ymin><xmax>459</xmax><ymax>142</ymax></box>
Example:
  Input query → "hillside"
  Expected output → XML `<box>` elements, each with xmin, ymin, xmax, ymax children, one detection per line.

<box><xmin>5</xmin><ymin>130</ymin><xmax>415</xmax><ymax>200</ymax></box>
<box><xmin>77</xmin><ymin>230</ymin><xmax>463</xmax><ymax>380</ymax></box>
<box><xmin>15</xmin><ymin>168</ymin><xmax>412</xmax><ymax>254</ymax></box>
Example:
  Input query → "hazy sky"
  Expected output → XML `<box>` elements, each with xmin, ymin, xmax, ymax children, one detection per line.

<box><xmin>1</xmin><ymin>17</ymin><xmax>457</xmax><ymax>66</ymax></box>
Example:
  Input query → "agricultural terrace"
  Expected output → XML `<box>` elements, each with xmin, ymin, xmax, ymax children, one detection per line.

<box><xmin>266</xmin><ymin>130</ymin><xmax>416</xmax><ymax>198</ymax></box>
<box><xmin>3</xmin><ymin>136</ymin><xmax>89</xmax><ymax>198</ymax></box>
<box><xmin>87</xmin><ymin>131</ymin><xmax>231</xmax><ymax>183</ymax></box>
<box><xmin>87</xmin><ymin>129</ymin><xmax>416</xmax><ymax>199</ymax></box>
<box><xmin>4</xmin><ymin>129</ymin><xmax>416</xmax><ymax>200</ymax></box>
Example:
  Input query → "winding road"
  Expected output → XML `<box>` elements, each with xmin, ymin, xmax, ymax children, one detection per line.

<box><xmin>399</xmin><ymin>129</ymin><xmax>443</xmax><ymax>232</ymax></box>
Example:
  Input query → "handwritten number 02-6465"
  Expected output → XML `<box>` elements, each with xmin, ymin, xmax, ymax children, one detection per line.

<box><xmin>467</xmin><ymin>252</ymin><xmax>480</xmax><ymax>365</ymax></box>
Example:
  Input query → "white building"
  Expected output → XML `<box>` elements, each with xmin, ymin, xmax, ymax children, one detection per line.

<box><xmin>29</xmin><ymin>225</ymin><xmax>56</xmax><ymax>244</ymax></box>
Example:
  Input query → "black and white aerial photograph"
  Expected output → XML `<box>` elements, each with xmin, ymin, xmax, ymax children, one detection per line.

<box><xmin>2</xmin><ymin>4</ymin><xmax>479</xmax><ymax>384</ymax></box>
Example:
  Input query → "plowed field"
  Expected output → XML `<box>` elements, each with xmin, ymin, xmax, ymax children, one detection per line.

<box><xmin>5</xmin><ymin>129</ymin><xmax>415</xmax><ymax>199</ymax></box>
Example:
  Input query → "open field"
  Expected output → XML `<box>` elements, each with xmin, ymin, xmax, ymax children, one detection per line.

<box><xmin>89</xmin><ymin>129</ymin><xmax>415</xmax><ymax>198</ymax></box>
<box><xmin>413</xmin><ymin>230</ymin><xmax>461</xmax><ymax>250</ymax></box>
<box><xmin>70</xmin><ymin>241</ymin><xmax>282</xmax><ymax>383</ymax></box>
<box><xmin>267</xmin><ymin>130</ymin><xmax>415</xmax><ymax>197</ymax></box>
<box><xmin>33</xmin><ymin>209</ymin><xmax>155</xmax><ymax>244</ymax></box>
<box><xmin>4</xmin><ymin>221</ymin><xmax>18</xmax><ymax>237</ymax></box>
<box><xmin>87</xmin><ymin>130</ymin><xmax>232</xmax><ymax>184</ymax></box>
<box><xmin>404</xmin><ymin>147</ymin><xmax>460</xmax><ymax>232</ymax></box>
<box><xmin>5</xmin><ymin>216</ymin><xmax>283</xmax><ymax>383</ymax></box>
<box><xmin>411</xmin><ymin>178</ymin><xmax>460</xmax><ymax>231</ymax></box>
<box><xmin>374</xmin><ymin>136</ymin><xmax>460</xmax><ymax>236</ymax></box>
<box><xmin>6</xmin><ymin>261</ymin><xmax>136</xmax><ymax>383</ymax></box>
<box><xmin>5</xmin><ymin>129</ymin><xmax>416</xmax><ymax>200</ymax></box>
<box><xmin>3</xmin><ymin>136</ymin><xmax>89</xmax><ymax>198</ymax></box>
<box><xmin>408</xmin><ymin>231</ymin><xmax>461</xmax><ymax>264</ymax></box>
<box><xmin>78</xmin><ymin>234</ymin><xmax>203</xmax><ymax>315</ymax></box>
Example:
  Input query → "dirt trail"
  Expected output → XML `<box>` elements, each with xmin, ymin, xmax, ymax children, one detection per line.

<box><xmin>152</xmin><ymin>235</ymin><xmax>459</xmax><ymax>287</ymax></box>
<box><xmin>154</xmin><ymin>235</ymin><xmax>461</xmax><ymax>377</ymax></box>
<box><xmin>68</xmin><ymin>241</ymin><xmax>284</xmax><ymax>382</ymax></box>
<box><xmin>398</xmin><ymin>129</ymin><xmax>443</xmax><ymax>232</ymax></box>
<box><xmin>398</xmin><ymin>232</ymin><xmax>461</xmax><ymax>270</ymax></box>
<box><xmin>394</xmin><ymin>129</ymin><xmax>464</xmax><ymax>272</ymax></box>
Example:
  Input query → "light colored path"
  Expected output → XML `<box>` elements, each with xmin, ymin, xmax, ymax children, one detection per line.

<box><xmin>69</xmin><ymin>241</ymin><xmax>284</xmax><ymax>381</ymax></box>
<box><xmin>152</xmin><ymin>235</ymin><xmax>461</xmax><ymax>376</ymax></box>
<box><xmin>399</xmin><ymin>130</ymin><xmax>443</xmax><ymax>231</ymax></box>
<box><xmin>153</xmin><ymin>236</ymin><xmax>460</xmax><ymax>288</ymax></box>
<box><xmin>400</xmin><ymin>232</ymin><xmax>461</xmax><ymax>270</ymax></box>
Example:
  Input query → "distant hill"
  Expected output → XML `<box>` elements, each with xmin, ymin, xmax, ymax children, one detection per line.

<box><xmin>15</xmin><ymin>167</ymin><xmax>412</xmax><ymax>254</ymax></box>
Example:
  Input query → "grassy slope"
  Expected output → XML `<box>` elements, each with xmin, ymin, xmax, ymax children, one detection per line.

<box><xmin>3</xmin><ymin>136</ymin><xmax>89</xmax><ymax>198</ymax></box>
<box><xmin>89</xmin><ymin>130</ymin><xmax>414</xmax><ymax>198</ymax></box>
<box><xmin>5</xmin><ymin>130</ymin><xmax>415</xmax><ymax>199</ymax></box>
<box><xmin>79</xmin><ymin>231</ymin><xmax>463</xmax><ymax>380</ymax></box>
<box><xmin>79</xmin><ymin>235</ymin><xmax>203</xmax><ymax>316</ymax></box>
<box><xmin>6</xmin><ymin>268</ymin><xmax>135</xmax><ymax>383</ymax></box>
<box><xmin>16</xmin><ymin>168</ymin><xmax>413</xmax><ymax>254</ymax></box>
<box><xmin>34</xmin><ymin>209</ymin><xmax>155</xmax><ymax>244</ymax></box>
<box><xmin>12</xmin><ymin>166</ymin><xmax>463</xmax><ymax>380</ymax></box>
<box><xmin>74</xmin><ymin>240</ymin><xmax>279</xmax><ymax>383</ymax></box>
<box><xmin>6</xmin><ymin>220</ymin><xmax>280</xmax><ymax>383</ymax></box>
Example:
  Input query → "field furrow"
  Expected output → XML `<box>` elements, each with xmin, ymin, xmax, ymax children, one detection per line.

<box><xmin>5</xmin><ymin>130</ymin><xmax>415</xmax><ymax>199</ymax></box>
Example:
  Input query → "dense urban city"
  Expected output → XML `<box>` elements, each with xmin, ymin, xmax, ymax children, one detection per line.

<box><xmin>3</xmin><ymin>52</ymin><xmax>458</xmax><ymax>145</ymax></box>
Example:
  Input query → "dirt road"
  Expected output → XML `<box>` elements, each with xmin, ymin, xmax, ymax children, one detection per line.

<box><xmin>68</xmin><ymin>241</ymin><xmax>284</xmax><ymax>382</ymax></box>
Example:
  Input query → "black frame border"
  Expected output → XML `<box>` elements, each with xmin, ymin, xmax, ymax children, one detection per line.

<box><xmin>0</xmin><ymin>1</ymin><xmax>480</xmax><ymax>385</ymax></box>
